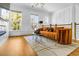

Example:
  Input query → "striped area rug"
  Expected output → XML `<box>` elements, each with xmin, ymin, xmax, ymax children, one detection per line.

<box><xmin>24</xmin><ymin>35</ymin><xmax>79</xmax><ymax>56</ymax></box>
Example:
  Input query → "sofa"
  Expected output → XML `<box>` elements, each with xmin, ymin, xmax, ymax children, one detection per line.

<box><xmin>34</xmin><ymin>27</ymin><xmax>64</xmax><ymax>41</ymax></box>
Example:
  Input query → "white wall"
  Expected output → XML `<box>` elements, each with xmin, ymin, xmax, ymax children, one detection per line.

<box><xmin>75</xmin><ymin>5</ymin><xmax>79</xmax><ymax>40</ymax></box>
<box><xmin>51</xmin><ymin>5</ymin><xmax>75</xmax><ymax>39</ymax></box>
<box><xmin>52</xmin><ymin>4</ymin><xmax>79</xmax><ymax>40</ymax></box>
<box><xmin>52</xmin><ymin>6</ymin><xmax>73</xmax><ymax>24</ymax></box>
<box><xmin>10</xmin><ymin>3</ymin><xmax>51</xmax><ymax>36</ymax></box>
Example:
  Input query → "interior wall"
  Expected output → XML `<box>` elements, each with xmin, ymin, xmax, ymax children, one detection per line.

<box><xmin>52</xmin><ymin>6</ymin><xmax>73</xmax><ymax>24</ymax></box>
<box><xmin>75</xmin><ymin>4</ymin><xmax>79</xmax><ymax>40</ymax></box>
<box><xmin>51</xmin><ymin>5</ymin><xmax>75</xmax><ymax>39</ymax></box>
<box><xmin>10</xmin><ymin>3</ymin><xmax>51</xmax><ymax>36</ymax></box>
<box><xmin>51</xmin><ymin>4</ymin><xmax>79</xmax><ymax>40</ymax></box>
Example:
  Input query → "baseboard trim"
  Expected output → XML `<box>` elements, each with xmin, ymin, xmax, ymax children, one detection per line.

<box><xmin>9</xmin><ymin>34</ymin><xmax>33</xmax><ymax>37</ymax></box>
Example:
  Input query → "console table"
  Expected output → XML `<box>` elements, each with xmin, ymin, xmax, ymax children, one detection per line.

<box><xmin>57</xmin><ymin>28</ymin><xmax>72</xmax><ymax>44</ymax></box>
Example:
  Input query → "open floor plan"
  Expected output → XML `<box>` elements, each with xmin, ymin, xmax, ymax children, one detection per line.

<box><xmin>0</xmin><ymin>3</ymin><xmax>79</xmax><ymax>56</ymax></box>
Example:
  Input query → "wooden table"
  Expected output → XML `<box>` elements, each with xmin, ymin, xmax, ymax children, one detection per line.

<box><xmin>57</xmin><ymin>28</ymin><xmax>72</xmax><ymax>45</ymax></box>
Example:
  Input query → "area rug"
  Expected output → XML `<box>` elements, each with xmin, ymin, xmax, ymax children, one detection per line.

<box><xmin>24</xmin><ymin>35</ymin><xmax>79</xmax><ymax>56</ymax></box>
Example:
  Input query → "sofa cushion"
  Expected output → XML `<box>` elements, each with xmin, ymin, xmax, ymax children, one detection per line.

<box><xmin>54</xmin><ymin>27</ymin><xmax>64</xmax><ymax>32</ymax></box>
<box><xmin>34</xmin><ymin>28</ymin><xmax>45</xmax><ymax>34</ymax></box>
<box><xmin>47</xmin><ymin>27</ymin><xmax>54</xmax><ymax>32</ymax></box>
<box><xmin>42</xmin><ymin>27</ymin><xmax>48</xmax><ymax>31</ymax></box>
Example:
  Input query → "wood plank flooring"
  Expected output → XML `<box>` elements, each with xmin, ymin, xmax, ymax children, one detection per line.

<box><xmin>0</xmin><ymin>36</ymin><xmax>79</xmax><ymax>56</ymax></box>
<box><xmin>68</xmin><ymin>47</ymin><xmax>79</xmax><ymax>56</ymax></box>
<box><xmin>68</xmin><ymin>40</ymin><xmax>79</xmax><ymax>56</ymax></box>
<box><xmin>0</xmin><ymin>36</ymin><xmax>37</xmax><ymax>56</ymax></box>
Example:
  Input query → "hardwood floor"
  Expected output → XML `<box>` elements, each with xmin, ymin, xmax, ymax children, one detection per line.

<box><xmin>68</xmin><ymin>47</ymin><xmax>79</xmax><ymax>56</ymax></box>
<box><xmin>68</xmin><ymin>40</ymin><xmax>79</xmax><ymax>56</ymax></box>
<box><xmin>0</xmin><ymin>36</ymin><xmax>79</xmax><ymax>56</ymax></box>
<box><xmin>0</xmin><ymin>36</ymin><xmax>37</xmax><ymax>56</ymax></box>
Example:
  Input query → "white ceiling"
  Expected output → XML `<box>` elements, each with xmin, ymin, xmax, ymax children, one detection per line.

<box><xmin>24</xmin><ymin>3</ymin><xmax>73</xmax><ymax>12</ymax></box>
<box><xmin>44</xmin><ymin>3</ymin><xmax>73</xmax><ymax>12</ymax></box>
<box><xmin>11</xmin><ymin>3</ymin><xmax>74</xmax><ymax>12</ymax></box>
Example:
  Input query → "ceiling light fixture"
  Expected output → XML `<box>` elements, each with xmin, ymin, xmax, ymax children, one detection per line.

<box><xmin>31</xmin><ymin>3</ymin><xmax>45</xmax><ymax>8</ymax></box>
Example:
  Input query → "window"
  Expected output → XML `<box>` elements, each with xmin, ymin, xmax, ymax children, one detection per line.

<box><xmin>10</xmin><ymin>12</ymin><xmax>22</xmax><ymax>30</ymax></box>
<box><xmin>1</xmin><ymin>8</ymin><xmax>22</xmax><ymax>30</ymax></box>
<box><xmin>43</xmin><ymin>16</ymin><xmax>49</xmax><ymax>25</ymax></box>
<box><xmin>31</xmin><ymin>14</ymin><xmax>39</xmax><ymax>24</ymax></box>
<box><xmin>30</xmin><ymin>14</ymin><xmax>49</xmax><ymax>28</ymax></box>
<box><xmin>30</xmin><ymin>14</ymin><xmax>40</xmax><ymax>30</ymax></box>
<box><xmin>1</xmin><ymin>8</ymin><xmax>10</xmax><ymax>20</ymax></box>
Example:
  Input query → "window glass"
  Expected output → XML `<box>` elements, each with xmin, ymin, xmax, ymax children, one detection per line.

<box><xmin>30</xmin><ymin>14</ymin><xmax>39</xmax><ymax>30</ymax></box>
<box><xmin>31</xmin><ymin>14</ymin><xmax>39</xmax><ymax>24</ymax></box>
<box><xmin>44</xmin><ymin>16</ymin><xmax>49</xmax><ymax>25</ymax></box>
<box><xmin>1</xmin><ymin>8</ymin><xmax>10</xmax><ymax>20</ymax></box>
<box><xmin>10</xmin><ymin>11</ymin><xmax>22</xmax><ymax>30</ymax></box>
<box><xmin>1</xmin><ymin>8</ymin><xmax>22</xmax><ymax>30</ymax></box>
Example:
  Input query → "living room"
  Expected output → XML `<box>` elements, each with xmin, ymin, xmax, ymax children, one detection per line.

<box><xmin>0</xmin><ymin>3</ymin><xmax>79</xmax><ymax>56</ymax></box>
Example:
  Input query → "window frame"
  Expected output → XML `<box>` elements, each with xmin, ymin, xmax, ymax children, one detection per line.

<box><xmin>0</xmin><ymin>8</ymin><xmax>22</xmax><ymax>31</ymax></box>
